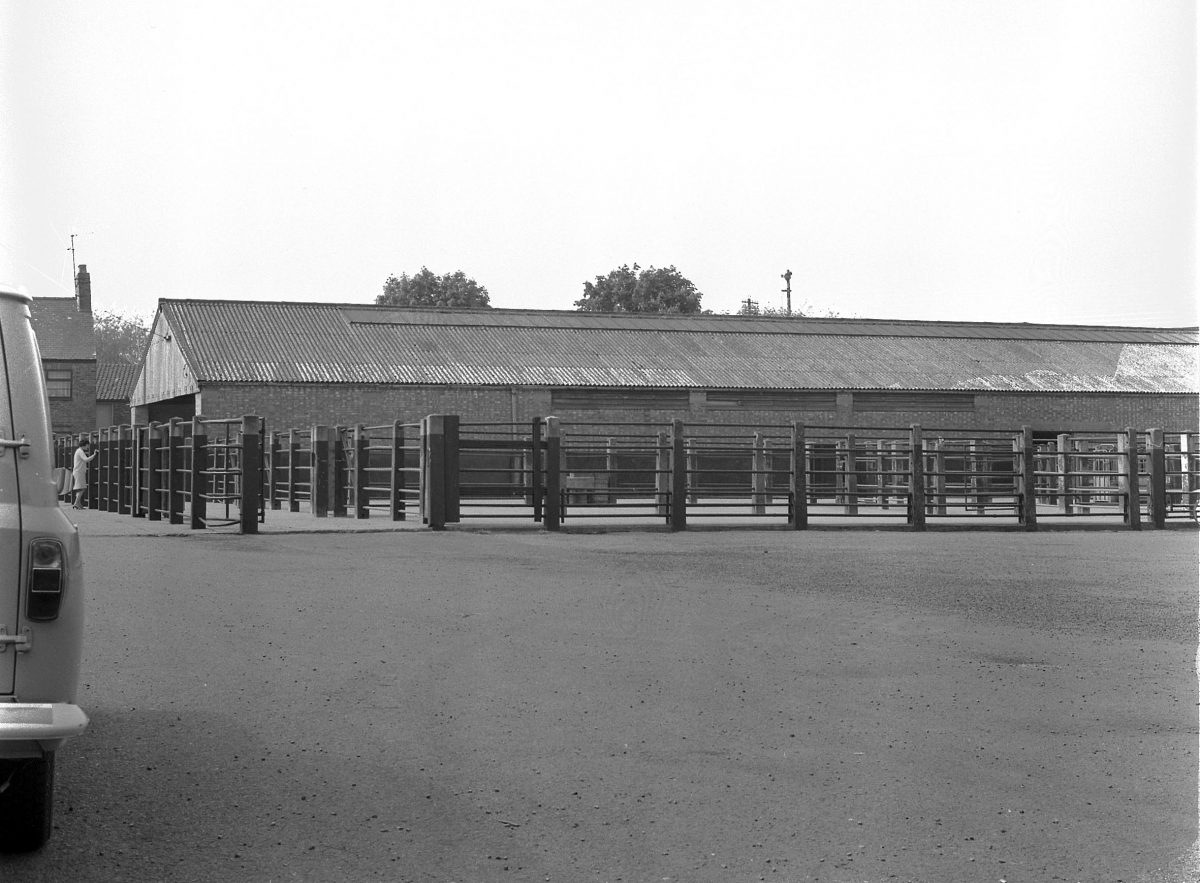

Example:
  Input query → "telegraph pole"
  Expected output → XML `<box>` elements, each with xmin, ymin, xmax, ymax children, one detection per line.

<box><xmin>781</xmin><ymin>269</ymin><xmax>793</xmax><ymax>316</ymax></box>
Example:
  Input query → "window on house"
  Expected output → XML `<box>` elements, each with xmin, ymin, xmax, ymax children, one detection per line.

<box><xmin>45</xmin><ymin>368</ymin><xmax>73</xmax><ymax>399</ymax></box>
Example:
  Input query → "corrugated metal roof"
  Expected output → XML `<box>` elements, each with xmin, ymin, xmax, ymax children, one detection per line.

<box><xmin>157</xmin><ymin>299</ymin><xmax>1199</xmax><ymax>394</ymax></box>
<box><xmin>29</xmin><ymin>298</ymin><xmax>96</xmax><ymax>360</ymax></box>
<box><xmin>96</xmin><ymin>363</ymin><xmax>141</xmax><ymax>401</ymax></box>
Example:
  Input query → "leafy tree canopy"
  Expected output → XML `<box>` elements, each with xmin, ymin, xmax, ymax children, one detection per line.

<box><xmin>377</xmin><ymin>267</ymin><xmax>491</xmax><ymax>308</ymax></box>
<box><xmin>575</xmin><ymin>264</ymin><xmax>704</xmax><ymax>314</ymax></box>
<box><xmin>94</xmin><ymin>310</ymin><xmax>150</xmax><ymax>364</ymax></box>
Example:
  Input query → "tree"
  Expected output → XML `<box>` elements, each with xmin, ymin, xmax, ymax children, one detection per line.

<box><xmin>94</xmin><ymin>310</ymin><xmax>150</xmax><ymax>364</ymax></box>
<box><xmin>377</xmin><ymin>267</ymin><xmax>491</xmax><ymax>308</ymax></box>
<box><xmin>575</xmin><ymin>264</ymin><xmax>704</xmax><ymax>314</ymax></box>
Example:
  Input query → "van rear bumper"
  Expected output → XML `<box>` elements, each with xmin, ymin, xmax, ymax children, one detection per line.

<box><xmin>0</xmin><ymin>703</ymin><xmax>88</xmax><ymax>756</ymax></box>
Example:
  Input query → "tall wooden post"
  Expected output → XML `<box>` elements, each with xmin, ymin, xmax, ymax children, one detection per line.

<box><xmin>752</xmin><ymin>432</ymin><xmax>767</xmax><ymax>516</ymax></box>
<box><xmin>390</xmin><ymin>420</ymin><xmax>405</xmax><ymax>521</ymax></box>
<box><xmin>1057</xmin><ymin>434</ymin><xmax>1072</xmax><ymax>515</ymax></box>
<box><xmin>543</xmin><ymin>417</ymin><xmax>561</xmax><ymax>531</ymax></box>
<box><xmin>190</xmin><ymin>417</ymin><xmax>207</xmax><ymax>529</ymax></box>
<box><xmin>444</xmin><ymin>415</ymin><xmax>460</xmax><ymax>525</ymax></box>
<box><xmin>790</xmin><ymin>423</ymin><xmax>807</xmax><ymax>529</ymax></box>
<box><xmin>686</xmin><ymin>439</ymin><xmax>698</xmax><ymax>505</ymax></box>
<box><xmin>844</xmin><ymin>433</ymin><xmax>858</xmax><ymax>516</ymax></box>
<box><xmin>312</xmin><ymin>425</ymin><xmax>330</xmax><ymax>518</ymax></box>
<box><xmin>353</xmin><ymin>424</ymin><xmax>369</xmax><ymax>519</ymax></box>
<box><xmin>1147</xmin><ymin>428</ymin><xmax>1166</xmax><ymax>528</ymax></box>
<box><xmin>655</xmin><ymin>431</ymin><xmax>670</xmax><ymax>518</ymax></box>
<box><xmin>670</xmin><ymin>419</ymin><xmax>687</xmax><ymax>531</ymax></box>
<box><xmin>909</xmin><ymin>424</ymin><xmax>926</xmax><ymax>530</ymax></box>
<box><xmin>928</xmin><ymin>439</ymin><xmax>945</xmax><ymax>516</ymax></box>
<box><xmin>530</xmin><ymin>418</ymin><xmax>543</xmax><ymax>521</ymax></box>
<box><xmin>1018</xmin><ymin>426</ymin><xmax>1037</xmax><ymax>530</ymax></box>
<box><xmin>1118</xmin><ymin>427</ymin><xmax>1141</xmax><ymax>530</ymax></box>
<box><xmin>240</xmin><ymin>416</ymin><xmax>261</xmax><ymax>534</ymax></box>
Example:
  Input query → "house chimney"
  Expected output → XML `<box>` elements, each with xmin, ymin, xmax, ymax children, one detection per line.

<box><xmin>75</xmin><ymin>264</ymin><xmax>92</xmax><ymax>313</ymax></box>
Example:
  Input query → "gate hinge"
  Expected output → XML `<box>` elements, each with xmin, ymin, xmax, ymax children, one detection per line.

<box><xmin>0</xmin><ymin>626</ymin><xmax>32</xmax><ymax>653</ymax></box>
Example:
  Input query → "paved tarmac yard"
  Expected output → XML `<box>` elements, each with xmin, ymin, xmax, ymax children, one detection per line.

<box><xmin>4</xmin><ymin>516</ymin><xmax>1197</xmax><ymax>882</ymax></box>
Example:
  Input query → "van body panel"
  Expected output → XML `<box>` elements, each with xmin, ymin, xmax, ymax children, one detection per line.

<box><xmin>0</xmin><ymin>285</ymin><xmax>86</xmax><ymax>743</ymax></box>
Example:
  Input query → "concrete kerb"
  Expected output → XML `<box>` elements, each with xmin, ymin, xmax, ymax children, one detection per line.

<box><xmin>62</xmin><ymin>503</ymin><xmax>1200</xmax><ymax>537</ymax></box>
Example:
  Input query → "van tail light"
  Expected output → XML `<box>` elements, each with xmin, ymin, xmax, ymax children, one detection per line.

<box><xmin>27</xmin><ymin>539</ymin><xmax>66</xmax><ymax>622</ymax></box>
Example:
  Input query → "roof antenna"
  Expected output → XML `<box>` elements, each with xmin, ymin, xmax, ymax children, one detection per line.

<box><xmin>68</xmin><ymin>233</ymin><xmax>77</xmax><ymax>276</ymax></box>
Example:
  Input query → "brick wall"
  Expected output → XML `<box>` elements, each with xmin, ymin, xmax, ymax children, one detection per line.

<box><xmin>186</xmin><ymin>383</ymin><xmax>1198</xmax><ymax>437</ymax></box>
<box><xmin>45</xmin><ymin>359</ymin><xmax>97</xmax><ymax>436</ymax></box>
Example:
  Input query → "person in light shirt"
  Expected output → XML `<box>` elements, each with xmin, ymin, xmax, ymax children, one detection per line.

<box><xmin>71</xmin><ymin>438</ymin><xmax>97</xmax><ymax>509</ymax></box>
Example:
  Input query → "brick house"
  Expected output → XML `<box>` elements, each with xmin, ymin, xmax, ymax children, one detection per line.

<box><xmin>29</xmin><ymin>265</ymin><xmax>97</xmax><ymax>436</ymax></box>
<box><xmin>129</xmin><ymin>299</ymin><xmax>1198</xmax><ymax>436</ymax></box>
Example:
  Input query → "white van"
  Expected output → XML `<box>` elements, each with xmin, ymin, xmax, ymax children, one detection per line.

<box><xmin>0</xmin><ymin>283</ymin><xmax>88</xmax><ymax>851</ymax></box>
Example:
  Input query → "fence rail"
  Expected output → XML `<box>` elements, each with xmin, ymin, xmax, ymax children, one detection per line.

<box><xmin>57</xmin><ymin>417</ymin><xmax>1198</xmax><ymax>533</ymax></box>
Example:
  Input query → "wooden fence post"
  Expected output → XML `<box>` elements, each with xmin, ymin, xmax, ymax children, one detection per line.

<box><xmin>191</xmin><ymin>417</ymin><xmax>207</xmax><ymax>529</ymax></box>
<box><xmin>686</xmin><ymin>439</ymin><xmax>698</xmax><ymax>505</ymax></box>
<box><xmin>1018</xmin><ymin>426</ymin><xmax>1037</xmax><ymax>530</ymax></box>
<box><xmin>1118</xmin><ymin>427</ymin><xmax>1141</xmax><ymax>530</ymax></box>
<box><xmin>543</xmin><ymin>416</ymin><xmax>561</xmax><ymax>530</ymax></box>
<box><xmin>656</xmin><ymin>431</ymin><xmax>670</xmax><ymax>518</ymax></box>
<box><xmin>1057</xmin><ymin>434</ymin><xmax>1072</xmax><ymax>515</ymax></box>
<box><xmin>331</xmin><ymin>427</ymin><xmax>348</xmax><ymax>517</ymax></box>
<box><xmin>845</xmin><ymin>432</ymin><xmax>858</xmax><ymax>516</ymax></box>
<box><xmin>790</xmin><ymin>422</ymin><xmax>807</xmax><ymax>529</ymax></box>
<box><xmin>530</xmin><ymin>418</ymin><xmax>543</xmax><ymax>520</ymax></box>
<box><xmin>909</xmin><ymin>424</ymin><xmax>926</xmax><ymax>531</ymax></box>
<box><xmin>354</xmin><ymin>424</ymin><xmax>369</xmax><ymax>519</ymax></box>
<box><xmin>423</xmin><ymin>416</ymin><xmax>445</xmax><ymax>529</ymax></box>
<box><xmin>931</xmin><ymin>439</ymin><xmax>947</xmax><ymax>516</ymax></box>
<box><xmin>752</xmin><ymin>432</ymin><xmax>767</xmax><ymax>516</ymax></box>
<box><xmin>240</xmin><ymin>416</ymin><xmax>261</xmax><ymax>534</ymax></box>
<box><xmin>312</xmin><ymin>425</ymin><xmax>330</xmax><ymax>518</ymax></box>
<box><xmin>390</xmin><ymin>420</ymin><xmax>405</xmax><ymax>522</ymax></box>
<box><xmin>670</xmin><ymin>419</ymin><xmax>687</xmax><ymax>531</ymax></box>
<box><xmin>1147</xmin><ymin>427</ymin><xmax>1166</xmax><ymax>528</ymax></box>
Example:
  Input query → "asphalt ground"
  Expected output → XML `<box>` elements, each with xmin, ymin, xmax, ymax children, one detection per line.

<box><xmin>2</xmin><ymin>509</ymin><xmax>1197</xmax><ymax>882</ymax></box>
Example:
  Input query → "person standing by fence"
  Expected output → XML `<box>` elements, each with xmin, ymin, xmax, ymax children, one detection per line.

<box><xmin>72</xmin><ymin>438</ymin><xmax>96</xmax><ymax>509</ymax></box>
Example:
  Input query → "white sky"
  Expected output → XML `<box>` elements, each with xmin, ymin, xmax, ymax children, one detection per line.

<box><xmin>1</xmin><ymin>1</ymin><xmax>1196</xmax><ymax>326</ymax></box>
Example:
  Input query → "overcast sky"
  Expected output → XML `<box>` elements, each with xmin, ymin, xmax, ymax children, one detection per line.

<box><xmin>2</xmin><ymin>1</ymin><xmax>1196</xmax><ymax>326</ymax></box>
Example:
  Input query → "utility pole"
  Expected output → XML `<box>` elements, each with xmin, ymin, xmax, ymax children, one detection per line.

<box><xmin>781</xmin><ymin>269</ymin><xmax>793</xmax><ymax>316</ymax></box>
<box><xmin>741</xmin><ymin>297</ymin><xmax>759</xmax><ymax>315</ymax></box>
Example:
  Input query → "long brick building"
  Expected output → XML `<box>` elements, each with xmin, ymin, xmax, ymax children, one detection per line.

<box><xmin>129</xmin><ymin>299</ymin><xmax>1198</xmax><ymax>436</ymax></box>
